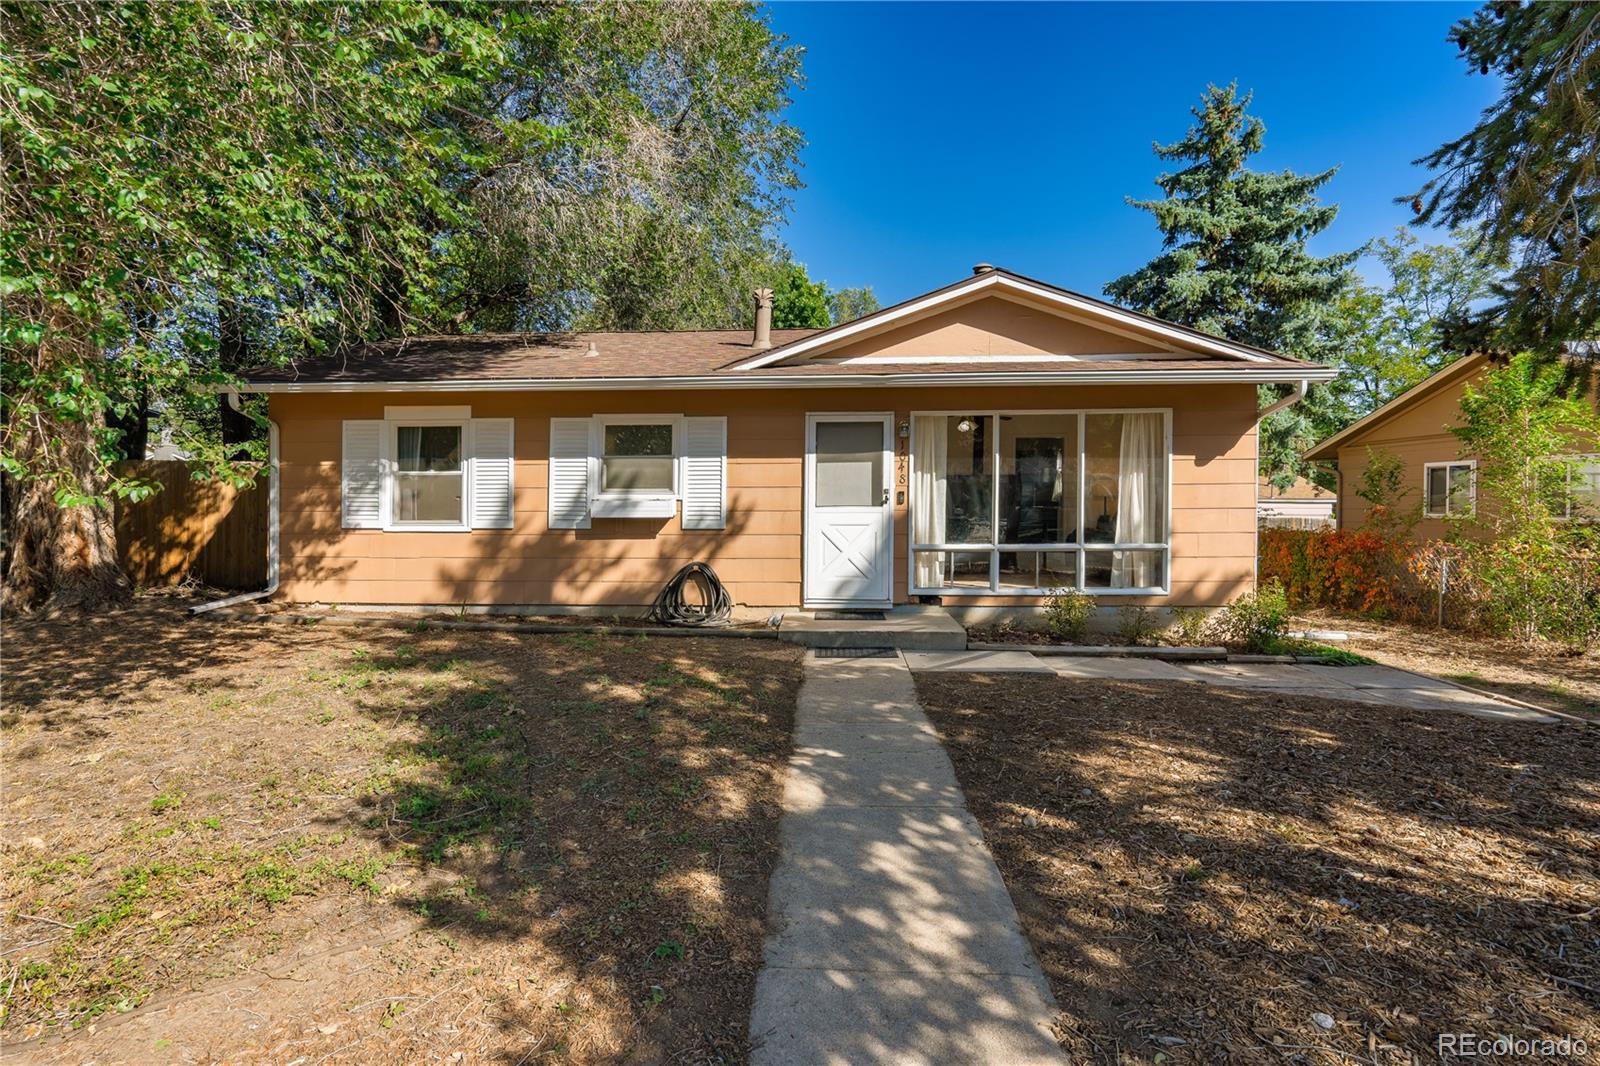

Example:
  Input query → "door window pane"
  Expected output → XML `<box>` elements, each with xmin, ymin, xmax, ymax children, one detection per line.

<box><xmin>815</xmin><ymin>421</ymin><xmax>883</xmax><ymax>507</ymax></box>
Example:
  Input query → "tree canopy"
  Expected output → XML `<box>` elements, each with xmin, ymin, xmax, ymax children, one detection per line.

<box><xmin>1104</xmin><ymin>83</ymin><xmax>1358</xmax><ymax>486</ymax></box>
<box><xmin>1407</xmin><ymin>2</ymin><xmax>1600</xmax><ymax>355</ymax></box>
<box><xmin>0</xmin><ymin>0</ymin><xmax>804</xmax><ymax>611</ymax></box>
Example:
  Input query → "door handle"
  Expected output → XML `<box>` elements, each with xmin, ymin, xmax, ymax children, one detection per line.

<box><xmin>882</xmin><ymin>488</ymin><xmax>891</xmax><ymax>506</ymax></box>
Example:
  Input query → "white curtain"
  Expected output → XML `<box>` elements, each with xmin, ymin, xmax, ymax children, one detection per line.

<box><xmin>912</xmin><ymin>416</ymin><xmax>948</xmax><ymax>588</ymax></box>
<box><xmin>1112</xmin><ymin>413</ymin><xmax>1164</xmax><ymax>588</ymax></box>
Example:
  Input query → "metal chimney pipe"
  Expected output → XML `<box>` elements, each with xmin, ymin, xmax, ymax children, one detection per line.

<box><xmin>752</xmin><ymin>288</ymin><xmax>774</xmax><ymax>350</ymax></box>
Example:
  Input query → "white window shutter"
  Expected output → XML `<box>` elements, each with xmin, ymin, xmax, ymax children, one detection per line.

<box><xmin>681</xmin><ymin>416</ymin><xmax>727</xmax><ymax>530</ymax></box>
<box><xmin>469</xmin><ymin>418</ymin><xmax>515</xmax><ymax>529</ymax></box>
<box><xmin>341</xmin><ymin>420</ymin><xmax>385</xmax><ymax>529</ymax></box>
<box><xmin>548</xmin><ymin>417</ymin><xmax>592</xmax><ymax>530</ymax></box>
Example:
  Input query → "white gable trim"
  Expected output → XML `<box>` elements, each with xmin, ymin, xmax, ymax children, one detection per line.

<box><xmin>726</xmin><ymin>271</ymin><xmax>1279</xmax><ymax>370</ymax></box>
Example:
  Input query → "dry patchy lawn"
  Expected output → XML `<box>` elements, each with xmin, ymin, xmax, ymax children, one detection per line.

<box><xmin>1</xmin><ymin>601</ymin><xmax>801</xmax><ymax>1064</ymax></box>
<box><xmin>916</xmin><ymin>673</ymin><xmax>1600</xmax><ymax>1065</ymax></box>
<box><xmin>1295</xmin><ymin>609</ymin><xmax>1600</xmax><ymax>718</ymax></box>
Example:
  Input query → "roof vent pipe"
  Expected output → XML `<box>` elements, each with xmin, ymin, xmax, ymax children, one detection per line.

<box><xmin>585</xmin><ymin>341</ymin><xmax>599</xmax><ymax>358</ymax></box>
<box><xmin>752</xmin><ymin>288</ymin><xmax>774</xmax><ymax>350</ymax></box>
<box><xmin>972</xmin><ymin>262</ymin><xmax>995</xmax><ymax>275</ymax></box>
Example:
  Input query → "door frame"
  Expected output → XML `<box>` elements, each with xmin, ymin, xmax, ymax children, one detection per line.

<box><xmin>803</xmin><ymin>412</ymin><xmax>895</xmax><ymax>609</ymax></box>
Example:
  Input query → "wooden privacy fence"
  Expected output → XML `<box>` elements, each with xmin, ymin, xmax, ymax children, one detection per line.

<box><xmin>115</xmin><ymin>461</ymin><xmax>268</xmax><ymax>590</ymax></box>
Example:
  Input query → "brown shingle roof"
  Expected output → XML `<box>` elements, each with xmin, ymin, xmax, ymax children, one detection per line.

<box><xmin>244</xmin><ymin>332</ymin><xmax>1320</xmax><ymax>385</ymax></box>
<box><xmin>245</xmin><ymin>330</ymin><xmax>821</xmax><ymax>383</ymax></box>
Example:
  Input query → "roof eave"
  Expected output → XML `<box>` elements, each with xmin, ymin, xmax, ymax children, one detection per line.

<box><xmin>240</xmin><ymin>366</ymin><xmax>1337</xmax><ymax>393</ymax></box>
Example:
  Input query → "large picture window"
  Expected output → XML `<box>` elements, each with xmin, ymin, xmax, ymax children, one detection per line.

<box><xmin>910</xmin><ymin>410</ymin><xmax>1169</xmax><ymax>594</ymax></box>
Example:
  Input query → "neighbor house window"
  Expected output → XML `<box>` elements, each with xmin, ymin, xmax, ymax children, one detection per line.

<box><xmin>1550</xmin><ymin>455</ymin><xmax>1600</xmax><ymax>520</ymax></box>
<box><xmin>599</xmin><ymin>419</ymin><xmax>677</xmax><ymax>495</ymax></box>
<box><xmin>910</xmin><ymin>410</ymin><xmax>1168</xmax><ymax>594</ymax></box>
<box><xmin>1423</xmin><ymin>460</ymin><xmax>1475</xmax><ymax>517</ymax></box>
<box><xmin>393</xmin><ymin>423</ymin><xmax>465</xmax><ymax>526</ymax></box>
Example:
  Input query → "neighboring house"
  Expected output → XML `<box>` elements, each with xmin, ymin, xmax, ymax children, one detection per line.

<box><xmin>239</xmin><ymin>266</ymin><xmax>1332</xmax><ymax>617</ymax></box>
<box><xmin>1257</xmin><ymin>476</ymin><xmax>1335</xmax><ymax>528</ymax></box>
<box><xmin>1304</xmin><ymin>353</ymin><xmax>1599</xmax><ymax>540</ymax></box>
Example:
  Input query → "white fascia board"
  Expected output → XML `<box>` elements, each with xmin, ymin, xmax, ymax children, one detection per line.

<box><xmin>243</xmin><ymin>367</ymin><xmax>1338</xmax><ymax>394</ymax></box>
<box><xmin>726</xmin><ymin>272</ymin><xmax>1281</xmax><ymax>369</ymax></box>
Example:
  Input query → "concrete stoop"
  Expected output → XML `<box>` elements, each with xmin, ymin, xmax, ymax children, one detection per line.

<box><xmin>777</xmin><ymin>606</ymin><xmax>968</xmax><ymax>651</ymax></box>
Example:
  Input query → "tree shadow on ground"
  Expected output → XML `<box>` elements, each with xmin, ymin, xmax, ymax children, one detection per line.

<box><xmin>2</xmin><ymin>603</ymin><xmax>801</xmax><ymax>1064</ymax></box>
<box><xmin>916</xmin><ymin>673</ymin><xmax>1600</xmax><ymax>1066</ymax></box>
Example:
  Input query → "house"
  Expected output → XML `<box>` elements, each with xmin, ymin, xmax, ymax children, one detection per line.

<box><xmin>1257</xmin><ymin>476</ymin><xmax>1335</xmax><ymax>528</ymax></box>
<box><xmin>237</xmin><ymin>266</ymin><xmax>1332</xmax><ymax>620</ymax></box>
<box><xmin>1303</xmin><ymin>353</ymin><xmax>1599</xmax><ymax>539</ymax></box>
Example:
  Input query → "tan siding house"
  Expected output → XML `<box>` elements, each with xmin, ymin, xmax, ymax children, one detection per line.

<box><xmin>243</xmin><ymin>267</ymin><xmax>1331</xmax><ymax>616</ymax></box>
<box><xmin>1305</xmin><ymin>356</ymin><xmax>1488</xmax><ymax>540</ymax></box>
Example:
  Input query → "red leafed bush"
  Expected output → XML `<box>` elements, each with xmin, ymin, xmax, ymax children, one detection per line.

<box><xmin>1259</xmin><ymin>528</ymin><xmax>1415</xmax><ymax>616</ymax></box>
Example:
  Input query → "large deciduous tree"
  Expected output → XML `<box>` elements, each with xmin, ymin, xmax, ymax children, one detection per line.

<box><xmin>0</xmin><ymin>1</ymin><xmax>803</xmax><ymax>612</ymax></box>
<box><xmin>1105</xmin><ymin>84</ymin><xmax>1357</xmax><ymax>487</ymax></box>
<box><xmin>1406</xmin><ymin>2</ymin><xmax>1600</xmax><ymax>356</ymax></box>
<box><xmin>1323</xmin><ymin>226</ymin><xmax>1504</xmax><ymax>425</ymax></box>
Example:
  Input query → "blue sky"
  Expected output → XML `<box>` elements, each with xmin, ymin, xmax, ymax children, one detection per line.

<box><xmin>764</xmin><ymin>1</ymin><xmax>1497</xmax><ymax>304</ymax></box>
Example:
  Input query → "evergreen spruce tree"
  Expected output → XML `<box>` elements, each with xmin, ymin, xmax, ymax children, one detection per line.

<box><xmin>1106</xmin><ymin>84</ymin><xmax>1357</xmax><ymax>486</ymax></box>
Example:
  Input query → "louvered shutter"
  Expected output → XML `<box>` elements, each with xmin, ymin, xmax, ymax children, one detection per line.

<box><xmin>342</xmin><ymin>420</ymin><xmax>385</xmax><ymax>528</ymax></box>
<box><xmin>681</xmin><ymin>416</ymin><xmax>727</xmax><ymax>530</ymax></box>
<box><xmin>548</xmin><ymin>417</ymin><xmax>592</xmax><ymax>530</ymax></box>
<box><xmin>469</xmin><ymin>418</ymin><xmax>515</xmax><ymax>529</ymax></box>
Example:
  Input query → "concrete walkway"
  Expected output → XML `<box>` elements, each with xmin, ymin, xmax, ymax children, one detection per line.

<box><xmin>907</xmin><ymin>650</ymin><xmax>1558</xmax><ymax>722</ymax></box>
<box><xmin>749</xmin><ymin>653</ymin><xmax>1066</xmax><ymax>1066</ymax></box>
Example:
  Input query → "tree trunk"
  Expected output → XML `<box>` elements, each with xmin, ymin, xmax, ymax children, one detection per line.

<box><xmin>216</xmin><ymin>300</ymin><xmax>256</xmax><ymax>452</ymax></box>
<box><xmin>1</xmin><ymin>414</ymin><xmax>130</xmax><ymax>615</ymax></box>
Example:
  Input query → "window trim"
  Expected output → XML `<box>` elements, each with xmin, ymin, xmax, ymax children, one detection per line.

<box><xmin>386</xmin><ymin>416</ymin><xmax>469</xmax><ymax>532</ymax></box>
<box><xmin>907</xmin><ymin>408</ymin><xmax>1173</xmax><ymax>597</ymax></box>
<box><xmin>594</xmin><ymin>414</ymin><xmax>682</xmax><ymax>500</ymax></box>
<box><xmin>1422</xmin><ymin>459</ymin><xmax>1477</xmax><ymax>518</ymax></box>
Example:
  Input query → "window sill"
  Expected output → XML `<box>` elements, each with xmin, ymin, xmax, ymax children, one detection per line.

<box><xmin>592</xmin><ymin>495</ymin><xmax>677</xmax><ymax>519</ymax></box>
<box><xmin>384</xmin><ymin>523</ymin><xmax>470</xmax><ymax>533</ymax></box>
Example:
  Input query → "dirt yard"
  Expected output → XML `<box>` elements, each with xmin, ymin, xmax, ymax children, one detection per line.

<box><xmin>1</xmin><ymin>600</ymin><xmax>802</xmax><ymax>1064</ymax></box>
<box><xmin>916</xmin><ymin>672</ymin><xmax>1600</xmax><ymax>1065</ymax></box>
<box><xmin>1294</xmin><ymin>609</ymin><xmax>1600</xmax><ymax>718</ymax></box>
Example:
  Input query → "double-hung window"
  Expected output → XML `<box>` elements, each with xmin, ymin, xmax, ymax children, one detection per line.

<box><xmin>599</xmin><ymin>418</ymin><xmax>678</xmax><ymax>495</ymax></box>
<box><xmin>1423</xmin><ymin>460</ymin><xmax>1475</xmax><ymax>518</ymax></box>
<box><xmin>909</xmin><ymin>410</ymin><xmax>1170</xmax><ymax>594</ymax></box>
<box><xmin>393</xmin><ymin>422</ymin><xmax>466</xmax><ymax>527</ymax></box>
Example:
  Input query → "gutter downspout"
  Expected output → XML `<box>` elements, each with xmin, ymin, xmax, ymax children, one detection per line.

<box><xmin>1257</xmin><ymin>378</ymin><xmax>1309</xmax><ymax>421</ymax></box>
<box><xmin>191</xmin><ymin>391</ymin><xmax>279</xmax><ymax>614</ymax></box>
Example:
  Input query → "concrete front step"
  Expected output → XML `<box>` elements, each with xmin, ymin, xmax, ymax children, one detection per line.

<box><xmin>777</xmin><ymin>606</ymin><xmax>968</xmax><ymax>651</ymax></box>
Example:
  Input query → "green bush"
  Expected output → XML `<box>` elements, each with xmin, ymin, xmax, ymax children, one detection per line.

<box><xmin>1116</xmin><ymin>605</ymin><xmax>1161</xmax><ymax>646</ymax></box>
<box><xmin>1168</xmin><ymin>606</ymin><xmax>1211</xmax><ymax>645</ymax></box>
<box><xmin>1042</xmin><ymin>587</ymin><xmax>1095</xmax><ymax>641</ymax></box>
<box><xmin>1217</xmin><ymin>580</ymin><xmax>1291</xmax><ymax>652</ymax></box>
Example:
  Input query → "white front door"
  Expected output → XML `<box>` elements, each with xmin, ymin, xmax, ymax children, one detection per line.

<box><xmin>804</xmin><ymin>414</ymin><xmax>893</xmax><ymax>608</ymax></box>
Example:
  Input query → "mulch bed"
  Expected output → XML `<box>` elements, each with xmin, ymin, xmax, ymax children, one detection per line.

<box><xmin>916</xmin><ymin>672</ymin><xmax>1600</xmax><ymax>1065</ymax></box>
<box><xmin>2</xmin><ymin>599</ymin><xmax>802</xmax><ymax>1064</ymax></box>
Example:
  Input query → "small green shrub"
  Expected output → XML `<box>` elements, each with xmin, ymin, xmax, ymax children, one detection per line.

<box><xmin>1042</xmin><ymin>587</ymin><xmax>1095</xmax><ymax>641</ymax></box>
<box><xmin>1116</xmin><ymin>605</ymin><xmax>1160</xmax><ymax>646</ymax></box>
<box><xmin>1217</xmin><ymin>580</ymin><xmax>1291</xmax><ymax>652</ymax></box>
<box><xmin>1168</xmin><ymin>606</ymin><xmax>1211</xmax><ymax>645</ymax></box>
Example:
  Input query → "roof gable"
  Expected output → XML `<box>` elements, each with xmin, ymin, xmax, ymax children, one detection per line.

<box><xmin>729</xmin><ymin>267</ymin><xmax>1287</xmax><ymax>369</ymax></box>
